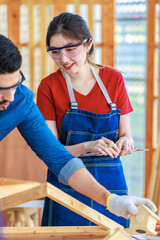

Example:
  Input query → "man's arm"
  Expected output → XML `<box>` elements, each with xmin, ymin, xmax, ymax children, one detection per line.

<box><xmin>68</xmin><ymin>168</ymin><xmax>110</xmax><ymax>206</ymax></box>
<box><xmin>17</xmin><ymin>93</ymin><xmax>84</xmax><ymax>185</ymax></box>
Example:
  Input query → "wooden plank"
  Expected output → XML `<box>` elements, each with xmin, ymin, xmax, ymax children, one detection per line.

<box><xmin>0</xmin><ymin>183</ymin><xmax>46</xmax><ymax>211</ymax></box>
<box><xmin>68</xmin><ymin>0</ymin><xmax>103</xmax><ymax>4</ymax></box>
<box><xmin>154</xmin><ymin>172</ymin><xmax>160</xmax><ymax>216</ymax></box>
<box><xmin>0</xmin><ymin>178</ymin><xmax>35</xmax><ymax>186</ymax></box>
<box><xmin>46</xmin><ymin>183</ymin><xmax>122</xmax><ymax>230</ymax></box>
<box><xmin>40</xmin><ymin>0</ymin><xmax>48</xmax><ymax>80</ymax></box>
<box><xmin>0</xmin><ymin>226</ymin><xmax>109</xmax><ymax>240</ymax></box>
<box><xmin>74</xmin><ymin>0</ymin><xmax>80</xmax><ymax>15</ymax></box>
<box><xmin>147</xmin><ymin>132</ymin><xmax>160</xmax><ymax>200</ymax></box>
<box><xmin>0</xmin><ymin>0</ymin><xmax>8</xmax><ymax>3</ymax></box>
<box><xmin>88</xmin><ymin>0</ymin><xmax>94</xmax><ymax>37</ymax></box>
<box><xmin>155</xmin><ymin>0</ymin><xmax>160</xmax><ymax>215</ymax></box>
<box><xmin>0</xmin><ymin>183</ymin><xmax>41</xmax><ymax>197</ymax></box>
<box><xmin>101</xmin><ymin>0</ymin><xmax>114</xmax><ymax>66</ymax></box>
<box><xmin>158</xmin><ymin>0</ymin><xmax>160</xmax><ymax>133</ymax></box>
<box><xmin>53</xmin><ymin>0</ymin><xmax>66</xmax><ymax>15</ymax></box>
<box><xmin>145</xmin><ymin>0</ymin><xmax>156</xmax><ymax>196</ymax></box>
<box><xmin>27</xmin><ymin>0</ymin><xmax>35</xmax><ymax>92</ymax></box>
<box><xmin>51</xmin><ymin>0</ymin><xmax>66</xmax><ymax>72</ymax></box>
<box><xmin>153</xmin><ymin>155</ymin><xmax>160</xmax><ymax>215</ymax></box>
<box><xmin>7</xmin><ymin>0</ymin><xmax>21</xmax><ymax>45</ymax></box>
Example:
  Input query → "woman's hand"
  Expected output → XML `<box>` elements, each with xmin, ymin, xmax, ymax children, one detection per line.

<box><xmin>117</xmin><ymin>114</ymin><xmax>134</xmax><ymax>156</ymax></box>
<box><xmin>84</xmin><ymin>137</ymin><xmax>120</xmax><ymax>158</ymax></box>
<box><xmin>116</xmin><ymin>135</ymin><xmax>134</xmax><ymax>156</ymax></box>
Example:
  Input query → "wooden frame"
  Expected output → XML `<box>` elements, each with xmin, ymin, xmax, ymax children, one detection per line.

<box><xmin>0</xmin><ymin>182</ymin><xmax>159</xmax><ymax>239</ymax></box>
<box><xmin>0</xmin><ymin>182</ymin><xmax>122</xmax><ymax>230</ymax></box>
<box><xmin>0</xmin><ymin>182</ymin><xmax>130</xmax><ymax>240</ymax></box>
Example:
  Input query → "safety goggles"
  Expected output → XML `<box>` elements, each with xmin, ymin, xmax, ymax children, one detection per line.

<box><xmin>0</xmin><ymin>71</ymin><xmax>25</xmax><ymax>91</ymax></box>
<box><xmin>47</xmin><ymin>39</ymin><xmax>88</xmax><ymax>60</ymax></box>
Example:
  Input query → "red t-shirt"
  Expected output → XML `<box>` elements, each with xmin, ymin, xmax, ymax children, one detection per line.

<box><xmin>37</xmin><ymin>67</ymin><xmax>133</xmax><ymax>134</ymax></box>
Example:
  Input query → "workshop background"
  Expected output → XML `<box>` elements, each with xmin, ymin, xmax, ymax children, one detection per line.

<box><xmin>0</xmin><ymin>0</ymin><xmax>159</xmax><ymax>213</ymax></box>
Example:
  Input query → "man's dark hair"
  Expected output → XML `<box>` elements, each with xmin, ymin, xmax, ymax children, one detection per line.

<box><xmin>0</xmin><ymin>34</ymin><xmax>22</xmax><ymax>74</ymax></box>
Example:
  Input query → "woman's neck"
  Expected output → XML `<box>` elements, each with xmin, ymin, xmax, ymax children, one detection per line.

<box><xmin>70</xmin><ymin>63</ymin><xmax>92</xmax><ymax>83</ymax></box>
<box><xmin>69</xmin><ymin>63</ymin><xmax>98</xmax><ymax>96</ymax></box>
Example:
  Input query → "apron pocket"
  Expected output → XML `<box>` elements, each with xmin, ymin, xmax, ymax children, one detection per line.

<box><xmin>65</xmin><ymin>129</ymin><xmax>119</xmax><ymax>145</ymax></box>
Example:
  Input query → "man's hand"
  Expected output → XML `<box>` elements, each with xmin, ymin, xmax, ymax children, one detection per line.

<box><xmin>107</xmin><ymin>194</ymin><xmax>157</xmax><ymax>219</ymax></box>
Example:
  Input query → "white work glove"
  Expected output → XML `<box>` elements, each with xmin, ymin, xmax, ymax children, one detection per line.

<box><xmin>106</xmin><ymin>194</ymin><xmax>157</xmax><ymax>219</ymax></box>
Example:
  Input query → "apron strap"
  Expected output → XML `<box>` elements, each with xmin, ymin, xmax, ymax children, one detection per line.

<box><xmin>64</xmin><ymin>71</ymin><xmax>79</xmax><ymax>109</ymax></box>
<box><xmin>64</xmin><ymin>65</ymin><xmax>117</xmax><ymax>110</ymax></box>
<box><xmin>89</xmin><ymin>65</ymin><xmax>117</xmax><ymax>110</ymax></box>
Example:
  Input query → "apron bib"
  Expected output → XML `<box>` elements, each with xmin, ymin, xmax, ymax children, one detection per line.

<box><xmin>42</xmin><ymin>65</ymin><xmax>129</xmax><ymax>227</ymax></box>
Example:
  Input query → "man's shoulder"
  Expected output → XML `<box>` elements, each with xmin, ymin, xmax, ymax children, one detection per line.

<box><xmin>15</xmin><ymin>84</ymin><xmax>34</xmax><ymax>101</ymax></box>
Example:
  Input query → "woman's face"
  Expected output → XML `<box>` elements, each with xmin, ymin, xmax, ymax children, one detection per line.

<box><xmin>49</xmin><ymin>33</ymin><xmax>91</xmax><ymax>75</ymax></box>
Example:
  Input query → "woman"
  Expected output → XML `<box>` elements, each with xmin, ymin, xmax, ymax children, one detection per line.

<box><xmin>37</xmin><ymin>12</ymin><xmax>142</xmax><ymax>227</ymax></box>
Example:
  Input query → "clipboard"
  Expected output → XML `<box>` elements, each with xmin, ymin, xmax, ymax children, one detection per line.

<box><xmin>80</xmin><ymin>148</ymin><xmax>149</xmax><ymax>157</ymax></box>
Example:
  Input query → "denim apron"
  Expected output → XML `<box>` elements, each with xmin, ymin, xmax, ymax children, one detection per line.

<box><xmin>41</xmin><ymin>65</ymin><xmax>129</xmax><ymax>227</ymax></box>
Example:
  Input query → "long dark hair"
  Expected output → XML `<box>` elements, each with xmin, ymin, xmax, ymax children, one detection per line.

<box><xmin>46</xmin><ymin>12</ymin><xmax>94</xmax><ymax>56</ymax></box>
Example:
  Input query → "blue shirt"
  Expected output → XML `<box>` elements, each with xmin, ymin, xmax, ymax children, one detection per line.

<box><xmin>0</xmin><ymin>85</ymin><xmax>85</xmax><ymax>185</ymax></box>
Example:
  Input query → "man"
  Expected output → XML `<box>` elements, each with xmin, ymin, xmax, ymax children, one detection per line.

<box><xmin>0</xmin><ymin>34</ymin><xmax>157</xmax><ymax>224</ymax></box>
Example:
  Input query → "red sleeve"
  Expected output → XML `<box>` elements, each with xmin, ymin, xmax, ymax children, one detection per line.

<box><xmin>37</xmin><ymin>76</ymin><xmax>56</xmax><ymax>121</ymax></box>
<box><xmin>116</xmin><ymin>72</ymin><xmax>133</xmax><ymax>115</ymax></box>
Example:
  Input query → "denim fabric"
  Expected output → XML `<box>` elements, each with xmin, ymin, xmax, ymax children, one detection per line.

<box><xmin>42</xmin><ymin>108</ymin><xmax>129</xmax><ymax>228</ymax></box>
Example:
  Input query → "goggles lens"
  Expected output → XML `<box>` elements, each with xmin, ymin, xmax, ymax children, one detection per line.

<box><xmin>47</xmin><ymin>39</ymin><xmax>88</xmax><ymax>59</ymax></box>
